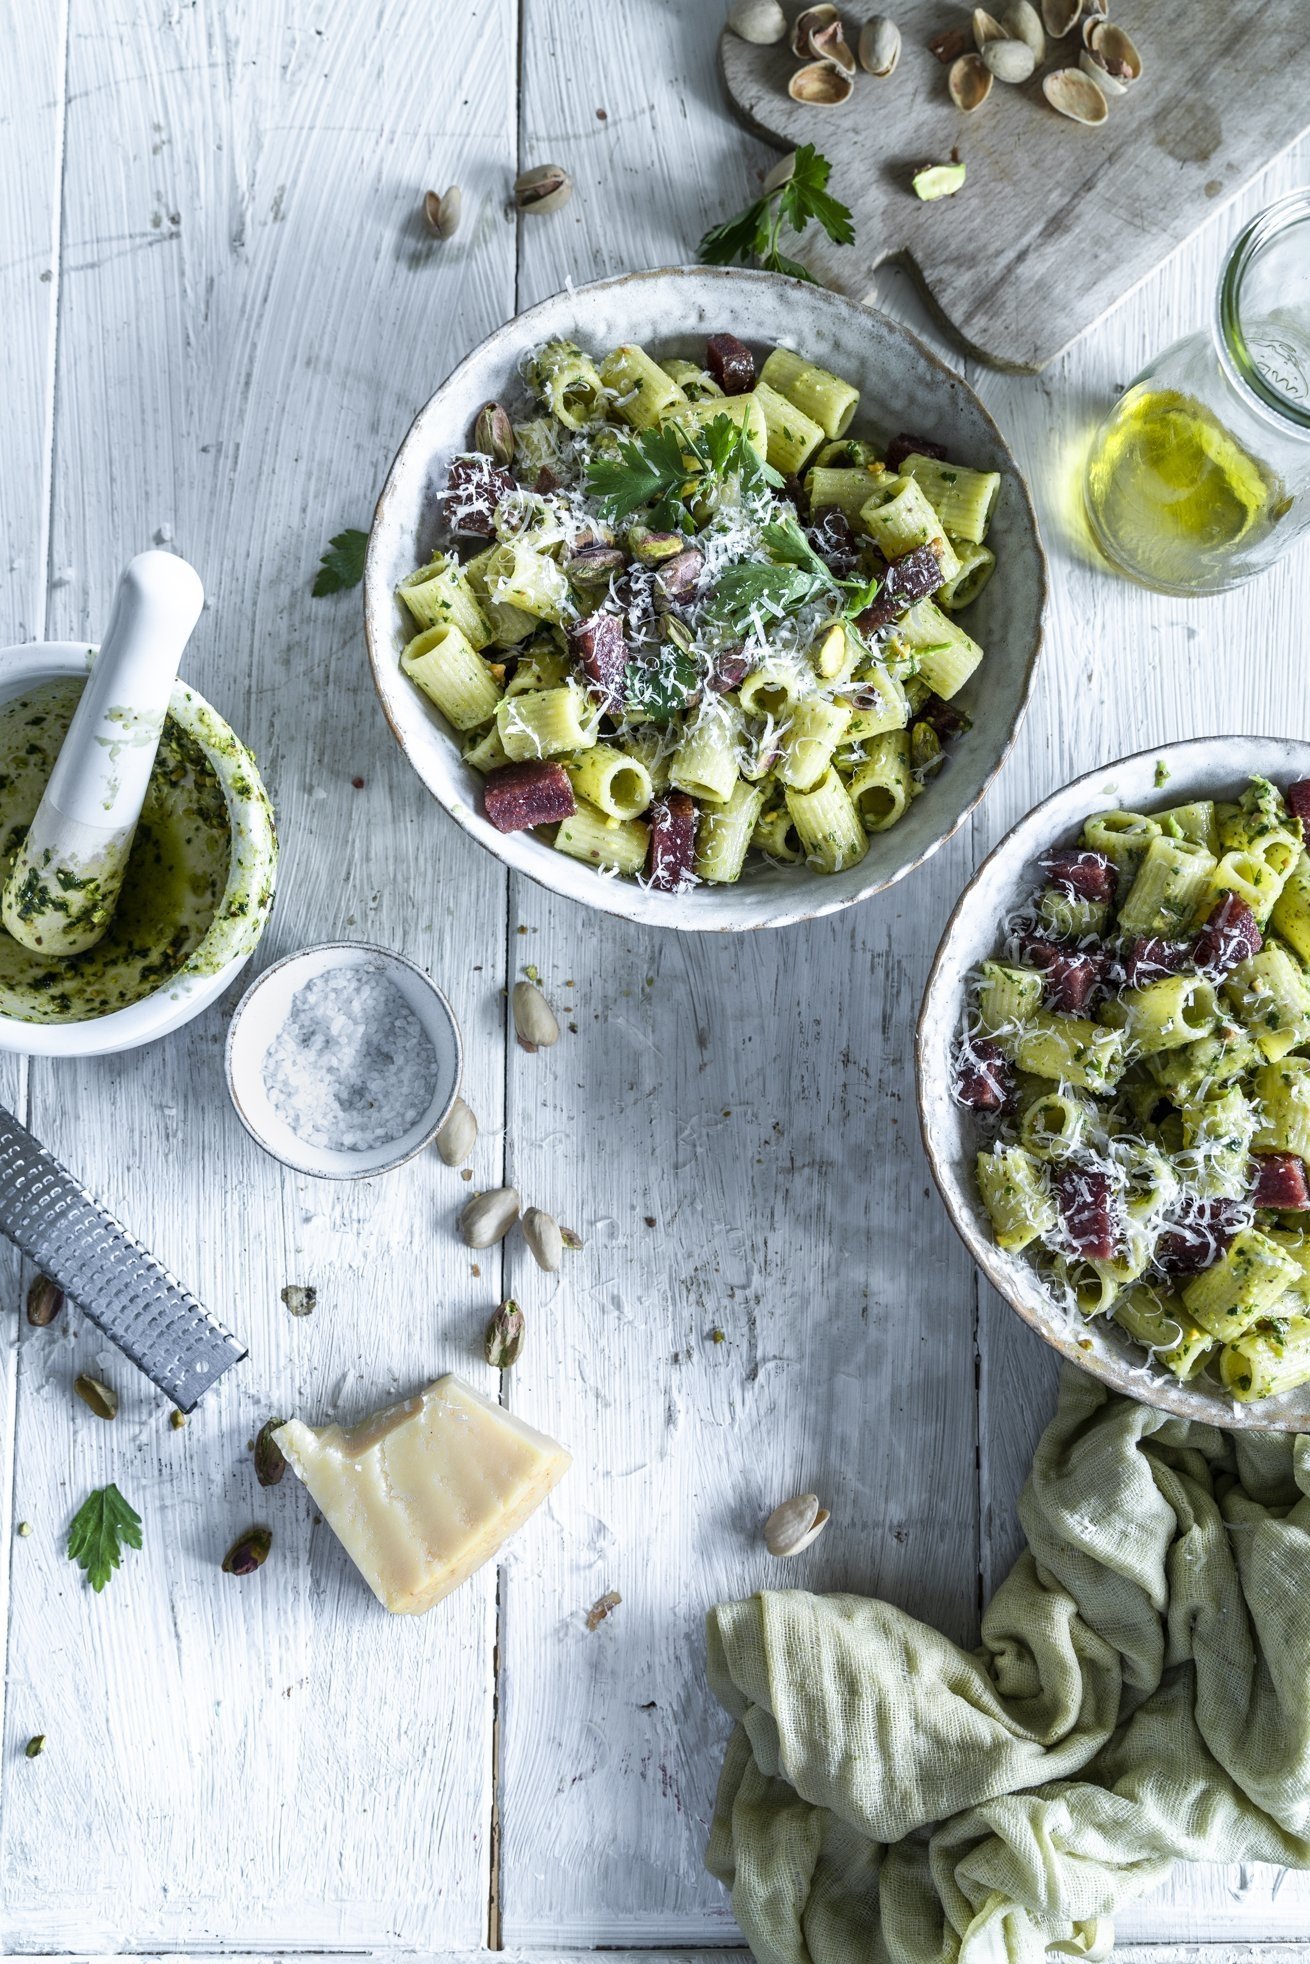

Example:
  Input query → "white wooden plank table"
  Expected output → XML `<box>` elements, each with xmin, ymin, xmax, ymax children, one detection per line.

<box><xmin>0</xmin><ymin>2</ymin><xmax>1307</xmax><ymax>1957</ymax></box>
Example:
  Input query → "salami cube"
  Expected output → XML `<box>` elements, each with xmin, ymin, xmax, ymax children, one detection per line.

<box><xmin>704</xmin><ymin>333</ymin><xmax>755</xmax><ymax>396</ymax></box>
<box><xmin>853</xmin><ymin>544</ymin><xmax>945</xmax><ymax>631</ymax></box>
<box><xmin>952</xmin><ymin>1036</ymin><xmax>1012</xmax><ymax>1112</ymax></box>
<box><xmin>1193</xmin><ymin>892</ymin><xmax>1263</xmax><ymax>977</ymax></box>
<box><xmin>1285</xmin><ymin>779</ymin><xmax>1310</xmax><ymax>835</ymax></box>
<box><xmin>568</xmin><ymin>611</ymin><xmax>628</xmax><ymax>713</ymax></box>
<box><xmin>807</xmin><ymin>507</ymin><xmax>861</xmax><ymax>578</ymax></box>
<box><xmin>1039</xmin><ymin>850</ymin><xmax>1117</xmax><ymax>904</ymax></box>
<box><xmin>885</xmin><ymin>431</ymin><xmax>947</xmax><ymax>472</ymax></box>
<box><xmin>1251</xmin><ymin>1152</ymin><xmax>1310</xmax><ymax>1211</ymax></box>
<box><xmin>1023</xmin><ymin>936</ymin><xmax>1101</xmax><ymax>1013</ymax></box>
<box><xmin>443</xmin><ymin>453</ymin><xmax>515</xmax><ymax>535</ymax></box>
<box><xmin>1053</xmin><ymin>1166</ymin><xmax>1116</xmax><ymax>1262</ymax></box>
<box><xmin>1122</xmin><ymin>935</ymin><xmax>1190</xmax><ymax>988</ymax></box>
<box><xmin>483</xmin><ymin>761</ymin><xmax>576</xmax><ymax>834</ymax></box>
<box><xmin>647</xmin><ymin>792</ymin><xmax>697</xmax><ymax>893</ymax></box>
<box><xmin>1154</xmin><ymin>1199</ymin><xmax>1242</xmax><ymax>1275</ymax></box>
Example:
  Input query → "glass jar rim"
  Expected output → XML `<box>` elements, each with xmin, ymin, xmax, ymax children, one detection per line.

<box><xmin>1216</xmin><ymin>188</ymin><xmax>1310</xmax><ymax>435</ymax></box>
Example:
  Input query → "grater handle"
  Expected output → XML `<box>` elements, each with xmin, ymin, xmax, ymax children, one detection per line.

<box><xmin>0</xmin><ymin>1104</ymin><xmax>245</xmax><ymax>1410</ymax></box>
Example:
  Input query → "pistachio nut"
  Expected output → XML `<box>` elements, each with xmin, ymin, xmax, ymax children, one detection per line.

<box><xmin>473</xmin><ymin>402</ymin><xmax>516</xmax><ymax>467</ymax></box>
<box><xmin>26</xmin><ymin>1274</ymin><xmax>63</xmax><ymax>1327</ymax></box>
<box><xmin>567</xmin><ymin>543</ymin><xmax>626</xmax><ymax>593</ymax></box>
<box><xmin>24</xmin><ymin>1734</ymin><xmax>45</xmax><ymax>1759</ymax></box>
<box><xmin>912</xmin><ymin>161</ymin><xmax>968</xmax><ymax>199</ymax></box>
<box><xmin>222</xmin><ymin>1526</ymin><xmax>272</xmax><ymax>1576</ymax></box>
<box><xmin>74</xmin><ymin>1375</ymin><xmax>118</xmax><ymax>1421</ymax></box>
<box><xmin>254</xmin><ymin>1418</ymin><xmax>288</xmax><ymax>1488</ymax></box>
<box><xmin>423</xmin><ymin>186</ymin><xmax>461</xmax><ymax>239</ymax></box>
<box><xmin>169</xmin><ymin>1410</ymin><xmax>187</xmax><ymax>1430</ymax></box>
<box><xmin>628</xmin><ymin>524</ymin><xmax>685</xmax><ymax>565</ymax></box>
<box><xmin>559</xmin><ymin>1224</ymin><xmax>585</xmax><ymax>1250</ymax></box>
<box><xmin>512</xmin><ymin>979</ymin><xmax>560</xmax><ymax>1051</ymax></box>
<box><xmin>459</xmin><ymin>1185</ymin><xmax>521</xmax><ymax>1248</ymax></box>
<box><xmin>764</xmin><ymin>1492</ymin><xmax>831</xmax><ymax>1558</ymax></box>
<box><xmin>858</xmin><ymin>15</ymin><xmax>901</xmax><ymax>75</ymax></box>
<box><xmin>971</xmin><ymin>7</ymin><xmax>1006</xmax><ymax>45</ymax></box>
<box><xmin>281</xmin><ymin>1283</ymin><xmax>317</xmax><ymax>1316</ymax></box>
<box><xmin>436</xmin><ymin>1094</ymin><xmax>478</xmax><ymax>1167</ymax></box>
<box><xmin>514</xmin><ymin>164</ymin><xmax>572</xmax><ymax>215</ymax></box>
<box><xmin>1041</xmin><ymin>0</ymin><xmax>1081</xmax><ymax>34</ymax></box>
<box><xmin>727</xmin><ymin>0</ymin><xmax>787</xmax><ymax>42</ymax></box>
<box><xmin>485</xmin><ymin>1298</ymin><xmax>525</xmax><ymax>1369</ymax></box>
<box><xmin>981</xmin><ymin>37</ymin><xmax>1037</xmax><ymax>82</ymax></box>
<box><xmin>521</xmin><ymin>1206</ymin><xmax>564</xmax><ymax>1273</ymax></box>
<box><xmin>1001</xmin><ymin>0</ymin><xmax>1045</xmax><ymax>59</ymax></box>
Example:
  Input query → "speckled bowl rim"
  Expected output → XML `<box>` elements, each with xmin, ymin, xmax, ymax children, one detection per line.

<box><xmin>363</xmin><ymin>265</ymin><xmax>1047</xmax><ymax>933</ymax></box>
<box><xmin>916</xmin><ymin>734</ymin><xmax>1310</xmax><ymax>1432</ymax></box>
<box><xmin>224</xmin><ymin>940</ymin><xmax>463</xmax><ymax>1180</ymax></box>
<box><xmin>0</xmin><ymin>642</ymin><xmax>277</xmax><ymax>1056</ymax></box>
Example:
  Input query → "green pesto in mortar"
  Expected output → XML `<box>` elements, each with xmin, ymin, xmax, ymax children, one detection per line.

<box><xmin>0</xmin><ymin>680</ymin><xmax>231</xmax><ymax>1022</ymax></box>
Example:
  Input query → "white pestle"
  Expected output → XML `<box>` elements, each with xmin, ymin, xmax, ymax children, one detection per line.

<box><xmin>1</xmin><ymin>552</ymin><xmax>204</xmax><ymax>957</ymax></box>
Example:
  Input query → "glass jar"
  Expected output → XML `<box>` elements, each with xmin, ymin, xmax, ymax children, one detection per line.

<box><xmin>1084</xmin><ymin>188</ymin><xmax>1310</xmax><ymax>595</ymax></box>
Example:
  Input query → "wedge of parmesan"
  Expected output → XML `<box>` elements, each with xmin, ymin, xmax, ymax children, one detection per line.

<box><xmin>275</xmin><ymin>1374</ymin><xmax>570</xmax><ymax>1615</ymax></box>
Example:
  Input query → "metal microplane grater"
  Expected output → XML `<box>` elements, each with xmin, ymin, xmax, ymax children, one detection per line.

<box><xmin>0</xmin><ymin>1104</ymin><xmax>245</xmax><ymax>1410</ymax></box>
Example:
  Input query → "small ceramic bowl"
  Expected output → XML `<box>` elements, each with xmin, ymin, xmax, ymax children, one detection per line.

<box><xmin>365</xmin><ymin>265</ymin><xmax>1047</xmax><ymax>932</ymax></box>
<box><xmin>0</xmin><ymin>642</ymin><xmax>276</xmax><ymax>1057</ymax></box>
<box><xmin>917</xmin><ymin>735</ymin><xmax>1310</xmax><ymax>1432</ymax></box>
<box><xmin>225</xmin><ymin>942</ymin><xmax>462</xmax><ymax>1179</ymax></box>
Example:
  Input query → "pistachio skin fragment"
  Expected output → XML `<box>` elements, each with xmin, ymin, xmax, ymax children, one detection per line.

<box><xmin>222</xmin><ymin>1526</ymin><xmax>272</xmax><ymax>1576</ymax></box>
<box><xmin>254</xmin><ymin>1417</ymin><xmax>288</xmax><ymax>1488</ymax></box>
<box><xmin>24</xmin><ymin>1734</ymin><xmax>45</xmax><ymax>1759</ymax></box>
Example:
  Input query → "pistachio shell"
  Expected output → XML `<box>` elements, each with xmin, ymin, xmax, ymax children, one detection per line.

<box><xmin>512</xmin><ymin>979</ymin><xmax>560</xmax><ymax>1051</ymax></box>
<box><xmin>948</xmin><ymin>51</ymin><xmax>993</xmax><ymax>109</ymax></box>
<box><xmin>981</xmin><ymin>36</ymin><xmax>1036</xmax><ymax>81</ymax></box>
<box><xmin>790</xmin><ymin>2</ymin><xmax>838</xmax><ymax>56</ymax></box>
<box><xmin>810</xmin><ymin>16</ymin><xmax>857</xmax><ymax>71</ymax></box>
<box><xmin>764</xmin><ymin>1493</ymin><xmax>831</xmax><ymax>1558</ymax></box>
<box><xmin>422</xmin><ymin>186</ymin><xmax>461</xmax><ymax>239</ymax></box>
<box><xmin>459</xmin><ymin>1186</ymin><xmax>521</xmax><ymax>1248</ymax></box>
<box><xmin>513</xmin><ymin>164</ymin><xmax>572</xmax><ymax>215</ymax></box>
<box><xmin>436</xmin><ymin>1094</ymin><xmax>478</xmax><ymax>1166</ymax></box>
<box><xmin>1001</xmin><ymin>0</ymin><xmax>1045</xmax><ymax>60</ymax></box>
<box><xmin>787</xmin><ymin>58</ymin><xmax>855</xmax><ymax>104</ymax></box>
<box><xmin>521</xmin><ymin>1206</ymin><xmax>564</xmax><ymax>1273</ymax></box>
<box><xmin>727</xmin><ymin>0</ymin><xmax>788</xmax><ymax>43</ymax></box>
<box><xmin>1087</xmin><ymin>20</ymin><xmax>1141</xmax><ymax>82</ymax></box>
<box><xmin>1042</xmin><ymin>64</ymin><xmax>1109</xmax><ymax>123</ymax></box>
<box><xmin>1078</xmin><ymin>45</ymin><xmax>1121</xmax><ymax>93</ymax></box>
<box><xmin>858</xmin><ymin>14</ymin><xmax>901</xmax><ymax>75</ymax></box>
<box><xmin>762</xmin><ymin>152</ymin><xmax>799</xmax><ymax>195</ymax></box>
<box><xmin>1040</xmin><ymin>0</ymin><xmax>1081</xmax><ymax>32</ymax></box>
<box><xmin>972</xmin><ymin>8</ymin><xmax>1006</xmax><ymax>46</ymax></box>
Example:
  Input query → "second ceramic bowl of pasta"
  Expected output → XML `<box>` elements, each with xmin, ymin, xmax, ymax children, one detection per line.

<box><xmin>365</xmin><ymin>266</ymin><xmax>1046</xmax><ymax>931</ymax></box>
<box><xmin>917</xmin><ymin>735</ymin><xmax>1310</xmax><ymax>1432</ymax></box>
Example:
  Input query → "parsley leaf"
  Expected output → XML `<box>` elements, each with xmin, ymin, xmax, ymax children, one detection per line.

<box><xmin>625</xmin><ymin>645</ymin><xmax>700</xmax><ymax>725</ymax></box>
<box><xmin>697</xmin><ymin>145</ymin><xmax>854</xmax><ymax>282</ymax></box>
<box><xmin>312</xmin><ymin>527</ymin><xmax>369</xmax><ymax>596</ymax></box>
<box><xmin>709</xmin><ymin>562</ymin><xmax>828</xmax><ymax>633</ymax></box>
<box><xmin>67</xmin><ymin>1483</ymin><xmax>143</xmax><ymax>1593</ymax></box>
<box><xmin>586</xmin><ymin>415</ymin><xmax>782</xmax><ymax>526</ymax></box>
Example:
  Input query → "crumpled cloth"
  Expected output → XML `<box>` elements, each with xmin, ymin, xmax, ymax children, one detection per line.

<box><xmin>706</xmin><ymin>1366</ymin><xmax>1310</xmax><ymax>1964</ymax></box>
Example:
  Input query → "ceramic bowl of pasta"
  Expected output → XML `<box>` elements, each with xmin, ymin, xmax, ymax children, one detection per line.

<box><xmin>364</xmin><ymin>267</ymin><xmax>1045</xmax><ymax>930</ymax></box>
<box><xmin>918</xmin><ymin>736</ymin><xmax>1310</xmax><ymax>1430</ymax></box>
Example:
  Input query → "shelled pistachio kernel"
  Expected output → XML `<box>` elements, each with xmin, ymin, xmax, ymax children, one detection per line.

<box><xmin>485</xmin><ymin>1298</ymin><xmax>525</xmax><ymax>1369</ymax></box>
<box><xmin>169</xmin><ymin>1410</ymin><xmax>187</xmax><ymax>1430</ymax></box>
<box><xmin>73</xmin><ymin>1375</ymin><xmax>118</xmax><ymax>1421</ymax></box>
<box><xmin>26</xmin><ymin>1274</ymin><xmax>63</xmax><ymax>1326</ymax></box>
<box><xmin>764</xmin><ymin>1493</ymin><xmax>830</xmax><ymax>1557</ymax></box>
<box><xmin>222</xmin><ymin>1526</ymin><xmax>272</xmax><ymax>1576</ymax></box>
<box><xmin>24</xmin><ymin>1735</ymin><xmax>44</xmax><ymax>1759</ymax></box>
<box><xmin>254</xmin><ymin>1417</ymin><xmax>288</xmax><ymax>1487</ymax></box>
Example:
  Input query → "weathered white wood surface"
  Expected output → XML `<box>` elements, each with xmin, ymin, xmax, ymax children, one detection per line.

<box><xmin>0</xmin><ymin>0</ymin><xmax>1308</xmax><ymax>1955</ymax></box>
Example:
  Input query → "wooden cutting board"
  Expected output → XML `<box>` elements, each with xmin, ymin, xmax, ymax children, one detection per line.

<box><xmin>719</xmin><ymin>1</ymin><xmax>1310</xmax><ymax>372</ymax></box>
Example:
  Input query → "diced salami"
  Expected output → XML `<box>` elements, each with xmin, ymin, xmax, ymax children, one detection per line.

<box><xmin>1038</xmin><ymin>850</ymin><xmax>1117</xmax><ymax>904</ymax></box>
<box><xmin>647</xmin><ymin>792</ymin><xmax>698</xmax><ymax>893</ymax></box>
<box><xmin>1154</xmin><ymin>1198</ymin><xmax>1243</xmax><ymax>1275</ymax></box>
<box><xmin>1285</xmin><ymin>779</ymin><xmax>1310</xmax><ymax>835</ymax></box>
<box><xmin>1053</xmin><ymin>1166</ymin><xmax>1116</xmax><ymax>1262</ymax></box>
<box><xmin>853</xmin><ymin>545</ymin><xmax>945</xmax><ymax>631</ymax></box>
<box><xmin>952</xmin><ymin>1036</ymin><xmax>1011</xmax><ymax>1112</ymax></box>
<box><xmin>1251</xmin><ymin>1152</ymin><xmax>1310</xmax><ymax>1211</ymax></box>
<box><xmin>568</xmin><ymin>611</ymin><xmax>628</xmax><ymax>714</ymax></box>
<box><xmin>443</xmin><ymin>453</ymin><xmax>515</xmax><ymax>535</ymax></box>
<box><xmin>885</xmin><ymin>431</ymin><xmax>947</xmax><ymax>472</ymax></box>
<box><xmin>1122</xmin><ymin>935</ymin><xmax>1190</xmax><ymax>988</ymax></box>
<box><xmin>483</xmin><ymin>761</ymin><xmax>576</xmax><ymax>833</ymax></box>
<box><xmin>704</xmin><ymin>333</ymin><xmax>755</xmax><ymax>396</ymax></box>
<box><xmin>913</xmin><ymin>697</ymin><xmax>972</xmax><ymax>744</ymax></box>
<box><xmin>1022</xmin><ymin>936</ymin><xmax>1102</xmax><ymax>1013</ymax></box>
<box><xmin>807</xmin><ymin>507</ymin><xmax>861</xmax><ymax>578</ymax></box>
<box><xmin>1193</xmin><ymin>892</ymin><xmax>1263</xmax><ymax>977</ymax></box>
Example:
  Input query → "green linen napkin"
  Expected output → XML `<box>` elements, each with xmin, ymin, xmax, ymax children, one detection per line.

<box><xmin>706</xmin><ymin>1365</ymin><xmax>1310</xmax><ymax>1964</ymax></box>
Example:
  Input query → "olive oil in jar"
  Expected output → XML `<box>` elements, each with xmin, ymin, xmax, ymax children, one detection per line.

<box><xmin>1083</xmin><ymin>385</ymin><xmax>1285</xmax><ymax>594</ymax></box>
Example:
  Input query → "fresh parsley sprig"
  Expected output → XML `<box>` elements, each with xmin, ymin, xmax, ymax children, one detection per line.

<box><xmin>699</xmin><ymin>145</ymin><xmax>854</xmax><ymax>282</ymax></box>
<box><xmin>586</xmin><ymin>413</ymin><xmax>783</xmax><ymax>527</ymax></box>
<box><xmin>67</xmin><ymin>1483</ymin><xmax>143</xmax><ymax>1593</ymax></box>
<box><xmin>312</xmin><ymin>527</ymin><xmax>369</xmax><ymax>596</ymax></box>
<box><xmin>709</xmin><ymin>515</ymin><xmax>881</xmax><ymax>636</ymax></box>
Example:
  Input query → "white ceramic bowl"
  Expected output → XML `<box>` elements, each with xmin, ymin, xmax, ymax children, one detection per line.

<box><xmin>0</xmin><ymin>643</ymin><xmax>277</xmax><ymax>1057</ymax></box>
<box><xmin>365</xmin><ymin>267</ymin><xmax>1047</xmax><ymax>932</ymax></box>
<box><xmin>917</xmin><ymin>735</ymin><xmax>1310</xmax><ymax>1431</ymax></box>
<box><xmin>224</xmin><ymin>942</ymin><xmax>462</xmax><ymax>1178</ymax></box>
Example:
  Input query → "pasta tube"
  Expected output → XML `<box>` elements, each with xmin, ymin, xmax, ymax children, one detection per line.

<box><xmin>567</xmin><ymin>743</ymin><xmax>653</xmax><ymax>821</ymax></box>
<box><xmin>671</xmin><ymin>390</ymin><xmax>769</xmax><ymax>459</ymax></box>
<box><xmin>1113</xmin><ymin>1289</ymin><xmax>1214</xmax><ymax>1381</ymax></box>
<box><xmin>845</xmin><ymin>731</ymin><xmax>913</xmax><ymax>832</ymax></box>
<box><xmin>402</xmin><ymin>623</ymin><xmax>503</xmax><ymax>731</ymax></box>
<box><xmin>1222</xmin><ymin>1317</ymin><xmax>1310</xmax><ymax>1401</ymax></box>
<box><xmin>1116</xmin><ymin>835</ymin><xmax>1216</xmax><ymax>936</ymax></box>
<box><xmin>1271</xmin><ymin>852</ymin><xmax>1310</xmax><ymax>964</ymax></box>
<box><xmin>890</xmin><ymin>600</ymin><xmax>983</xmax><ymax>700</ymax></box>
<box><xmin>899</xmin><ymin>452</ymin><xmax>1001</xmax><ymax>543</ymax></box>
<box><xmin>397</xmin><ymin>557</ymin><xmax>493</xmax><ymax>646</ymax></box>
<box><xmin>528</xmin><ymin>338</ymin><xmax>605</xmax><ymax>429</ymax></box>
<box><xmin>784</xmin><ymin>768</ymin><xmax>868</xmax><ymax>872</ymax></box>
<box><xmin>976</xmin><ymin>1145</ymin><xmax>1055</xmax><ymax>1252</ymax></box>
<box><xmin>600</xmin><ymin>343</ymin><xmax>688</xmax><ymax>430</ymax></box>
<box><xmin>750</xmin><ymin>380</ymin><xmax>825</xmax><ymax>477</ymax></box>
<box><xmin>670</xmin><ymin>716</ymin><xmax>739</xmax><ymax>807</ymax></box>
<box><xmin>778</xmin><ymin>697</ymin><xmax>851</xmax><ymax>792</ymax></box>
<box><xmin>758</xmin><ymin>347</ymin><xmax>859</xmax><ymax>440</ymax></box>
<box><xmin>554</xmin><ymin>800</ymin><xmax>649</xmax><ymax>876</ymax></box>
<box><xmin>805</xmin><ymin>465</ymin><xmax>885</xmax><ymax>521</ymax></box>
<box><xmin>496</xmin><ymin>682</ymin><xmax>598</xmax><ymax>762</ymax></box>
<box><xmin>859</xmin><ymin>478</ymin><xmax>961</xmax><ymax>582</ymax></box>
<box><xmin>695</xmin><ymin>779</ymin><xmax>766</xmax><ymax>885</ymax></box>
<box><xmin>483</xmin><ymin>542</ymin><xmax>572</xmax><ymax>626</ymax></box>
<box><xmin>936</xmin><ymin>542</ymin><xmax>995</xmax><ymax>611</ymax></box>
<box><xmin>1182</xmin><ymin>1228</ymin><xmax>1300</xmax><ymax>1342</ymax></box>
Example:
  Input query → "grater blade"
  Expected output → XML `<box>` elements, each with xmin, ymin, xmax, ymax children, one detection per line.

<box><xmin>0</xmin><ymin>1104</ymin><xmax>245</xmax><ymax>1410</ymax></box>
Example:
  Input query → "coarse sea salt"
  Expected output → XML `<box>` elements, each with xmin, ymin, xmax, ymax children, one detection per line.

<box><xmin>262</xmin><ymin>965</ymin><xmax>439</xmax><ymax>1152</ymax></box>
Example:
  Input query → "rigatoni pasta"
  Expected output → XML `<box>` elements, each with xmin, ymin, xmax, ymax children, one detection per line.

<box><xmin>398</xmin><ymin>328</ymin><xmax>1004</xmax><ymax>894</ymax></box>
<box><xmin>954</xmin><ymin>770</ymin><xmax>1310</xmax><ymax>1404</ymax></box>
